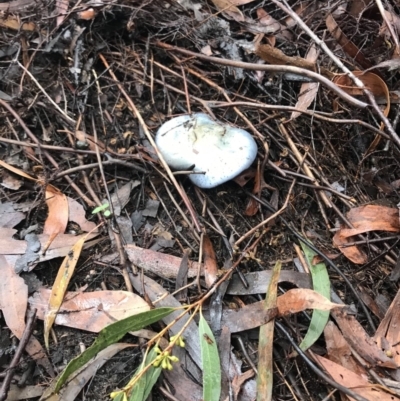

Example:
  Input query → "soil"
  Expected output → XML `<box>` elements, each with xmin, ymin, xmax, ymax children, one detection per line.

<box><xmin>1</xmin><ymin>0</ymin><xmax>400</xmax><ymax>400</ymax></box>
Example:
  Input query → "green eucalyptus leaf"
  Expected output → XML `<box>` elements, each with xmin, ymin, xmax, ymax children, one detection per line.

<box><xmin>129</xmin><ymin>347</ymin><xmax>162</xmax><ymax>401</ymax></box>
<box><xmin>55</xmin><ymin>308</ymin><xmax>174</xmax><ymax>393</ymax></box>
<box><xmin>299</xmin><ymin>240</ymin><xmax>330</xmax><ymax>351</ymax></box>
<box><xmin>199</xmin><ymin>311</ymin><xmax>221</xmax><ymax>401</ymax></box>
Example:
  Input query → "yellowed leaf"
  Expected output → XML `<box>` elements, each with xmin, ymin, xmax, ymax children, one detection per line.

<box><xmin>44</xmin><ymin>232</ymin><xmax>92</xmax><ymax>348</ymax></box>
<box><xmin>0</xmin><ymin>160</ymin><xmax>37</xmax><ymax>182</ymax></box>
<box><xmin>0</xmin><ymin>17</ymin><xmax>37</xmax><ymax>31</ymax></box>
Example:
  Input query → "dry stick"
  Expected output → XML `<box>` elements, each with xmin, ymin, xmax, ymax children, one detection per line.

<box><xmin>235</xmin><ymin>178</ymin><xmax>296</xmax><ymax>247</ymax></box>
<box><xmin>186</xmin><ymin>67</ymin><xmax>265</xmax><ymax>142</ymax></box>
<box><xmin>17</xmin><ymin>61</ymin><xmax>75</xmax><ymax>125</ymax></box>
<box><xmin>375</xmin><ymin>0</ymin><xmax>400</xmax><ymax>55</ymax></box>
<box><xmin>248</xmin><ymin>192</ymin><xmax>375</xmax><ymax>330</ymax></box>
<box><xmin>54</xmin><ymin>159</ymin><xmax>146</xmax><ymax>179</ymax></box>
<box><xmin>275</xmin><ymin>322</ymin><xmax>370</xmax><ymax>401</ymax></box>
<box><xmin>0</xmin><ymin>137</ymin><xmax>109</xmax><ymax>155</ymax></box>
<box><xmin>63</xmin><ymin>125</ymin><xmax>103</xmax><ymax>206</ymax></box>
<box><xmin>118</xmin><ymin>61</ymin><xmax>376</xmax><ymax>134</ymax></box>
<box><xmin>98</xmin><ymin>54</ymin><xmax>202</xmax><ymax>234</ymax></box>
<box><xmin>149</xmin><ymin>180</ymin><xmax>197</xmax><ymax>252</ymax></box>
<box><xmin>155</xmin><ymin>41</ymin><xmax>368</xmax><ymax>109</ymax></box>
<box><xmin>330</xmin><ymin>202</ymin><xmax>396</xmax><ymax>269</ymax></box>
<box><xmin>90</xmin><ymin>116</ymin><xmax>133</xmax><ymax>292</ymax></box>
<box><xmin>270</xmin><ymin>0</ymin><xmax>400</xmax><ymax>149</ymax></box>
<box><xmin>211</xmin><ymin>101</ymin><xmax>390</xmax><ymax>139</ymax></box>
<box><xmin>278</xmin><ymin>122</ymin><xmax>332</xmax><ymax>209</ymax></box>
<box><xmin>163</xmin><ymin>182</ymin><xmax>201</xmax><ymax>244</ymax></box>
<box><xmin>0</xmin><ymin>99</ymin><xmax>96</xmax><ymax>207</ymax></box>
<box><xmin>0</xmin><ymin>309</ymin><xmax>37</xmax><ymax>401</ymax></box>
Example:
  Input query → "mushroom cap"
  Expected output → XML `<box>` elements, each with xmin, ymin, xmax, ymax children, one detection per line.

<box><xmin>155</xmin><ymin>113</ymin><xmax>258</xmax><ymax>188</ymax></box>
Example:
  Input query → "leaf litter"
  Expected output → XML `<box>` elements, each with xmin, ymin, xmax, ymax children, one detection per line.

<box><xmin>1</xmin><ymin>0</ymin><xmax>400</xmax><ymax>400</ymax></box>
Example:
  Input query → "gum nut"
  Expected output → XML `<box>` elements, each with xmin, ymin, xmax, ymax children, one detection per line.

<box><xmin>155</xmin><ymin>113</ymin><xmax>258</xmax><ymax>189</ymax></box>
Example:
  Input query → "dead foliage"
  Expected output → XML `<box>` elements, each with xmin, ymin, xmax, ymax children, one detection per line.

<box><xmin>1</xmin><ymin>0</ymin><xmax>400</xmax><ymax>400</ymax></box>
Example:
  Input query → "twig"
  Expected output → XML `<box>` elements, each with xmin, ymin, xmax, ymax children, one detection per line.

<box><xmin>235</xmin><ymin>178</ymin><xmax>296</xmax><ymax>247</ymax></box>
<box><xmin>0</xmin><ymin>309</ymin><xmax>37</xmax><ymax>401</ymax></box>
<box><xmin>275</xmin><ymin>321</ymin><xmax>370</xmax><ymax>401</ymax></box>
<box><xmin>0</xmin><ymin>99</ymin><xmax>96</xmax><ymax>207</ymax></box>
<box><xmin>154</xmin><ymin>41</ymin><xmax>368</xmax><ymax>109</ymax></box>
<box><xmin>210</xmin><ymin>101</ymin><xmax>390</xmax><ymax>139</ymax></box>
<box><xmin>17</xmin><ymin>61</ymin><xmax>75</xmax><ymax>125</ymax></box>
<box><xmin>278</xmin><ymin>122</ymin><xmax>332</xmax><ymax>209</ymax></box>
<box><xmin>269</xmin><ymin>0</ymin><xmax>400</xmax><ymax>149</ymax></box>
<box><xmin>99</xmin><ymin>53</ymin><xmax>202</xmax><ymax>233</ymax></box>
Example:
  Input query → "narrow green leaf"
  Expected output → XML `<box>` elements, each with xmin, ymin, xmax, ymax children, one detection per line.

<box><xmin>92</xmin><ymin>203</ymin><xmax>110</xmax><ymax>214</ymax></box>
<box><xmin>55</xmin><ymin>307</ymin><xmax>174</xmax><ymax>393</ymax></box>
<box><xmin>199</xmin><ymin>310</ymin><xmax>221</xmax><ymax>401</ymax></box>
<box><xmin>257</xmin><ymin>260</ymin><xmax>281</xmax><ymax>401</ymax></box>
<box><xmin>129</xmin><ymin>347</ymin><xmax>162</xmax><ymax>401</ymax></box>
<box><xmin>299</xmin><ymin>241</ymin><xmax>330</xmax><ymax>351</ymax></box>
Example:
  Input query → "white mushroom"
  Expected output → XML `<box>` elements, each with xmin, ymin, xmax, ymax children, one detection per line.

<box><xmin>155</xmin><ymin>113</ymin><xmax>257</xmax><ymax>189</ymax></box>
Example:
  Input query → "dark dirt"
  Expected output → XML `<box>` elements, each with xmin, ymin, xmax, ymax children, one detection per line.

<box><xmin>1</xmin><ymin>0</ymin><xmax>400</xmax><ymax>400</ymax></box>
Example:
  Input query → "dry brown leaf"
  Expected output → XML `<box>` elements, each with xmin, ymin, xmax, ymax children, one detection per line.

<box><xmin>75</xmin><ymin>130</ymin><xmax>110</xmax><ymax>152</ymax></box>
<box><xmin>0</xmin><ymin>203</ymin><xmax>25</xmax><ymax>228</ymax></box>
<box><xmin>333</xmin><ymin>71</ymin><xmax>389</xmax><ymax>109</ymax></box>
<box><xmin>291</xmin><ymin>43</ymin><xmax>319</xmax><ymax>120</ymax></box>
<box><xmin>0</xmin><ymin>231</ymin><xmax>99</xmax><ymax>264</ymax></box>
<box><xmin>0</xmin><ymin>227</ymin><xmax>27</xmax><ymax>255</ymax></box>
<box><xmin>125</xmin><ymin>245</ymin><xmax>313</xmax><ymax>293</ymax></box>
<box><xmin>243</xmin><ymin>165</ymin><xmax>261</xmax><ymax>216</ymax></box>
<box><xmin>0</xmin><ymin>255</ymin><xmax>54</xmax><ymax>377</ymax></box>
<box><xmin>1</xmin><ymin>170</ymin><xmax>23</xmax><ymax>190</ymax></box>
<box><xmin>76</xmin><ymin>8</ymin><xmax>97</xmax><ymax>20</ymax></box>
<box><xmin>255</xmin><ymin>43</ymin><xmax>334</xmax><ymax>78</ymax></box>
<box><xmin>218</xmin><ymin>288</ymin><xmax>342</xmax><ymax>333</ymax></box>
<box><xmin>210</xmin><ymin>0</ymin><xmax>244</xmax><ymax>21</ymax></box>
<box><xmin>314</xmin><ymin>354</ymin><xmax>400</xmax><ymax>400</ymax></box>
<box><xmin>333</xmin><ymin>70</ymin><xmax>390</xmax><ymax>154</ymax></box>
<box><xmin>125</xmin><ymin>244</ymin><xmax>204</xmax><ymax>279</ymax></box>
<box><xmin>357</xmin><ymin>286</ymin><xmax>385</xmax><ymax>319</ymax></box>
<box><xmin>67</xmin><ymin>197</ymin><xmax>97</xmax><ymax>232</ymax></box>
<box><xmin>333</xmin><ymin>205</ymin><xmax>400</xmax><ymax>264</ymax></box>
<box><xmin>233</xmin><ymin>167</ymin><xmax>256</xmax><ymax>188</ymax></box>
<box><xmin>324</xmin><ymin>321</ymin><xmax>368</xmax><ymax>378</ymax></box>
<box><xmin>0</xmin><ymin>255</ymin><xmax>29</xmax><ymax>339</ymax></box>
<box><xmin>332</xmin><ymin>308</ymin><xmax>397</xmax><ymax>369</ymax></box>
<box><xmin>202</xmin><ymin>235</ymin><xmax>218</xmax><ymax>288</ymax></box>
<box><xmin>256</xmin><ymin>8</ymin><xmax>292</xmax><ymax>41</ymax></box>
<box><xmin>0</xmin><ymin>160</ymin><xmax>69</xmax><ymax>249</ymax></box>
<box><xmin>0</xmin><ymin>16</ymin><xmax>37</xmax><ymax>31</ymax></box>
<box><xmin>374</xmin><ymin>288</ymin><xmax>400</xmax><ymax>369</ymax></box>
<box><xmin>30</xmin><ymin>288</ymin><xmax>150</xmax><ymax>332</ymax></box>
<box><xmin>277</xmin><ymin>288</ymin><xmax>343</xmax><ymax>316</ymax></box>
<box><xmin>6</xmin><ymin>385</ymin><xmax>44</xmax><ymax>400</ymax></box>
<box><xmin>326</xmin><ymin>13</ymin><xmax>373</xmax><ymax>70</ymax></box>
<box><xmin>42</xmin><ymin>185</ymin><xmax>69</xmax><ymax>252</ymax></box>
<box><xmin>55</xmin><ymin>0</ymin><xmax>69</xmax><ymax>27</ymax></box>
<box><xmin>284</xmin><ymin>2</ymin><xmax>309</xmax><ymax>28</ymax></box>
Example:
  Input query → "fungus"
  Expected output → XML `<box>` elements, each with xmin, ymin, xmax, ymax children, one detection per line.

<box><xmin>155</xmin><ymin>113</ymin><xmax>257</xmax><ymax>189</ymax></box>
